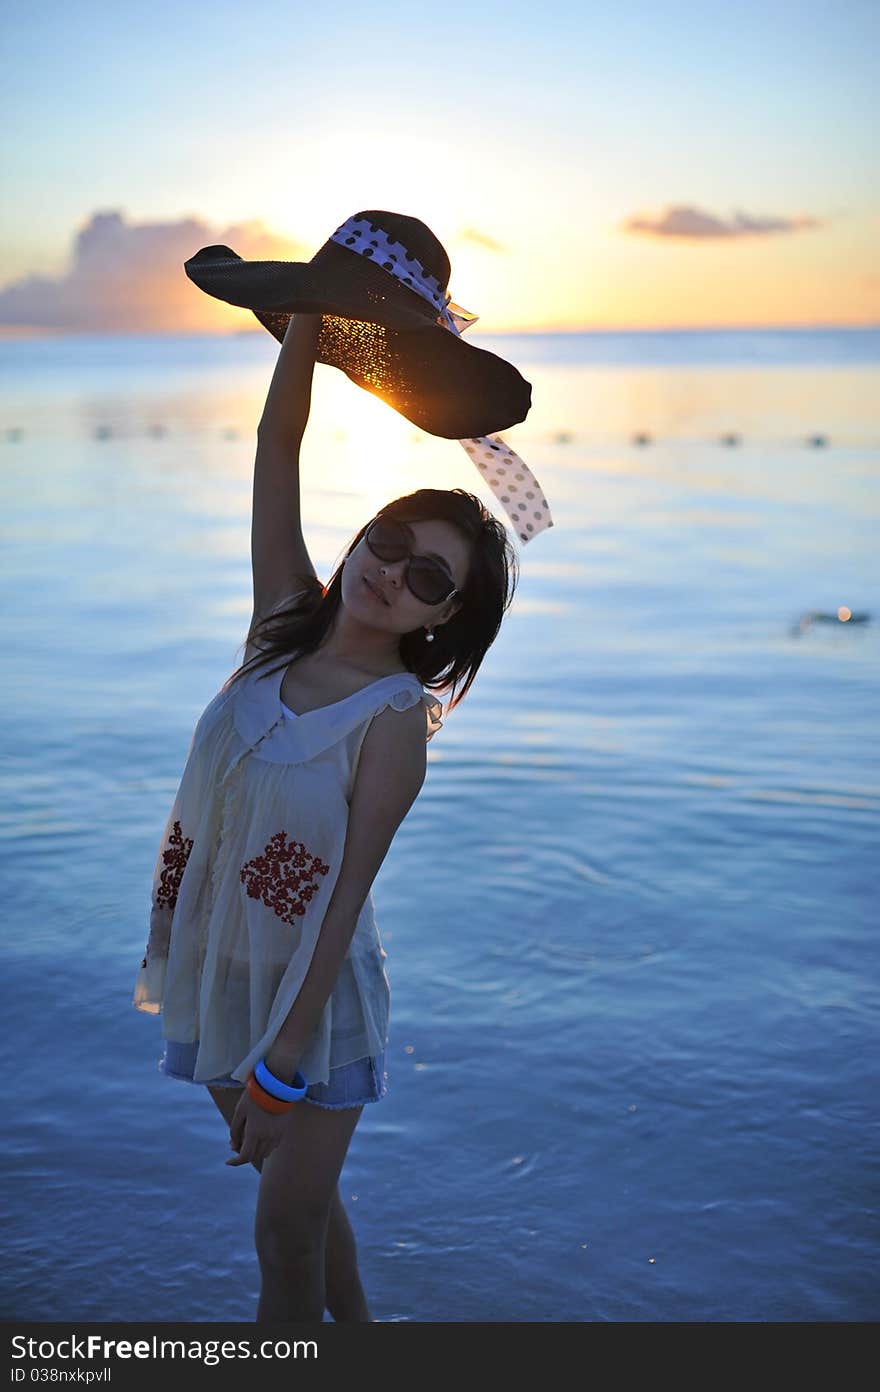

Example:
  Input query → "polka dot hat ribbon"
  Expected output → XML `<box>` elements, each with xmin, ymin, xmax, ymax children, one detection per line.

<box><xmin>330</xmin><ymin>215</ymin><xmax>553</xmax><ymax>545</ymax></box>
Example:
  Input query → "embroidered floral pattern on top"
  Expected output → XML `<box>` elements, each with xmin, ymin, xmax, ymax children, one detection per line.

<box><xmin>240</xmin><ymin>831</ymin><xmax>331</xmax><ymax>926</ymax></box>
<box><xmin>155</xmin><ymin>820</ymin><xmax>194</xmax><ymax>912</ymax></box>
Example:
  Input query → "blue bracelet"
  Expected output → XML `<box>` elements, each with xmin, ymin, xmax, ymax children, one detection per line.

<box><xmin>255</xmin><ymin>1057</ymin><xmax>308</xmax><ymax>1102</ymax></box>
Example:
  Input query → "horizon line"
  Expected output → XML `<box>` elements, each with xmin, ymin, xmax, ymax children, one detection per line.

<box><xmin>0</xmin><ymin>320</ymin><xmax>878</xmax><ymax>342</ymax></box>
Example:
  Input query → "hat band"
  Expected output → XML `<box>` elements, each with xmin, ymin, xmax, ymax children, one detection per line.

<box><xmin>330</xmin><ymin>215</ymin><xmax>449</xmax><ymax>315</ymax></box>
<box><xmin>330</xmin><ymin>216</ymin><xmax>553</xmax><ymax>547</ymax></box>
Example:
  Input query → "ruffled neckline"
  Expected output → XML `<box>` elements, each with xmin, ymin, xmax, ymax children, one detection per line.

<box><xmin>271</xmin><ymin>658</ymin><xmax>422</xmax><ymax>721</ymax></box>
<box><xmin>230</xmin><ymin>655</ymin><xmax>442</xmax><ymax>764</ymax></box>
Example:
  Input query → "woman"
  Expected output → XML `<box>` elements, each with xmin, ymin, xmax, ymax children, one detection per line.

<box><xmin>134</xmin><ymin>311</ymin><xmax>518</xmax><ymax>1323</ymax></box>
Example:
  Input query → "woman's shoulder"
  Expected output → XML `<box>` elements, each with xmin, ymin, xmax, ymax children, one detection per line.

<box><xmin>353</xmin><ymin>693</ymin><xmax>428</xmax><ymax>811</ymax></box>
<box><xmin>366</xmin><ymin>681</ymin><xmax>444</xmax><ymax>743</ymax></box>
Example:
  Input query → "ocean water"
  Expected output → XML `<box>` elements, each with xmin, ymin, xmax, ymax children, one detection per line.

<box><xmin>1</xmin><ymin>327</ymin><xmax>878</xmax><ymax>1323</ymax></box>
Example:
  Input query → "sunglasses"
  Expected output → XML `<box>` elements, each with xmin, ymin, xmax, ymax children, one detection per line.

<box><xmin>364</xmin><ymin>516</ymin><xmax>459</xmax><ymax>606</ymax></box>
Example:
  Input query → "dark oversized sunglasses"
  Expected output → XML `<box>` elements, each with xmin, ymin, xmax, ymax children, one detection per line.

<box><xmin>364</xmin><ymin>515</ymin><xmax>459</xmax><ymax>606</ymax></box>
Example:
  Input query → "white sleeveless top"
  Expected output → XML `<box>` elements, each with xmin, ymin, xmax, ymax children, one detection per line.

<box><xmin>132</xmin><ymin>607</ymin><xmax>443</xmax><ymax>1088</ymax></box>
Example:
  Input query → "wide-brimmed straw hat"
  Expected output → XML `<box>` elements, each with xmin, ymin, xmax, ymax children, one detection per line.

<box><xmin>184</xmin><ymin>209</ymin><xmax>552</xmax><ymax>544</ymax></box>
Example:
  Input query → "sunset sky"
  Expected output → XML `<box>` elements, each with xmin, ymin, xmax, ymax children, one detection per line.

<box><xmin>2</xmin><ymin>0</ymin><xmax>877</xmax><ymax>335</ymax></box>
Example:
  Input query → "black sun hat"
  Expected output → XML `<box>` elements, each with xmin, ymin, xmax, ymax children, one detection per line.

<box><xmin>184</xmin><ymin>209</ymin><xmax>552</xmax><ymax>544</ymax></box>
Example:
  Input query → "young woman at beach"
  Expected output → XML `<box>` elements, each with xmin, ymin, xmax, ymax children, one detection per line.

<box><xmin>133</xmin><ymin>310</ymin><xmax>517</xmax><ymax>1322</ymax></box>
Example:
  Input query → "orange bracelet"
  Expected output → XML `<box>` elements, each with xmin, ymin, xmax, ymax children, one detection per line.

<box><xmin>247</xmin><ymin>1072</ymin><xmax>292</xmax><ymax>1114</ymax></box>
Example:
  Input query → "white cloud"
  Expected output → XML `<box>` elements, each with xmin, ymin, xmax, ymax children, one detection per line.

<box><xmin>0</xmin><ymin>210</ymin><xmax>309</xmax><ymax>333</ymax></box>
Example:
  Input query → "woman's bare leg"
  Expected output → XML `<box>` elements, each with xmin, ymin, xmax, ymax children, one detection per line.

<box><xmin>252</xmin><ymin>1101</ymin><xmax>364</xmax><ymax>1322</ymax></box>
<box><xmin>207</xmin><ymin>1087</ymin><xmax>369</xmax><ymax>1322</ymax></box>
<box><xmin>324</xmin><ymin>1183</ymin><xmax>371</xmax><ymax>1322</ymax></box>
<box><xmin>207</xmin><ymin>1083</ymin><xmax>246</xmax><ymax>1126</ymax></box>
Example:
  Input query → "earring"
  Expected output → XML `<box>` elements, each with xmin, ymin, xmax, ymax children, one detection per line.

<box><xmin>425</xmin><ymin>628</ymin><xmax>435</xmax><ymax>642</ymax></box>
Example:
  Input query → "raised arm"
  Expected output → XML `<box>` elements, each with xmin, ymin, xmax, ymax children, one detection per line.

<box><xmin>250</xmin><ymin>313</ymin><xmax>322</xmax><ymax>620</ymax></box>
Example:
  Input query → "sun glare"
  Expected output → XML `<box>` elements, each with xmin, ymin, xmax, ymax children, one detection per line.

<box><xmin>299</xmin><ymin>365</ymin><xmax>469</xmax><ymax>531</ymax></box>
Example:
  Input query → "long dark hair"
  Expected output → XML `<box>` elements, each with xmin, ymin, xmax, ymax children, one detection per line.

<box><xmin>222</xmin><ymin>488</ymin><xmax>518</xmax><ymax>713</ymax></box>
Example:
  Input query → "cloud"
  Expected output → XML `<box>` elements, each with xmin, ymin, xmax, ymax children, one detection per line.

<box><xmin>0</xmin><ymin>210</ymin><xmax>310</xmax><ymax>333</ymax></box>
<box><xmin>458</xmin><ymin>226</ymin><xmax>506</xmax><ymax>252</ymax></box>
<box><xmin>621</xmin><ymin>204</ymin><xmax>824</xmax><ymax>240</ymax></box>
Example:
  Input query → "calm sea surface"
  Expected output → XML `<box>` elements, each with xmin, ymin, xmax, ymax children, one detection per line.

<box><xmin>1</xmin><ymin>328</ymin><xmax>878</xmax><ymax>1321</ymax></box>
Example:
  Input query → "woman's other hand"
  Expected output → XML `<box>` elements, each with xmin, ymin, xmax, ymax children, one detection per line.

<box><xmin>225</xmin><ymin>1088</ymin><xmax>292</xmax><ymax>1169</ymax></box>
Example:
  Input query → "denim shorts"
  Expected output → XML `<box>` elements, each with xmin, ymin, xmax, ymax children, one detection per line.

<box><xmin>159</xmin><ymin>1040</ymin><xmax>387</xmax><ymax>1110</ymax></box>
